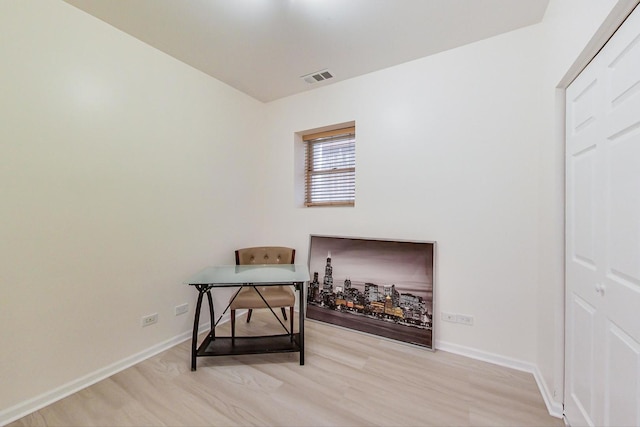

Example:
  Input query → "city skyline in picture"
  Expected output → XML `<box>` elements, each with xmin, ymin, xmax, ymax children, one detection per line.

<box><xmin>308</xmin><ymin>235</ymin><xmax>434</xmax><ymax>300</ymax></box>
<box><xmin>307</xmin><ymin>235</ymin><xmax>435</xmax><ymax>349</ymax></box>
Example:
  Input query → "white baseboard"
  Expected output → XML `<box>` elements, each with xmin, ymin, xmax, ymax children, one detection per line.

<box><xmin>0</xmin><ymin>321</ymin><xmax>212</xmax><ymax>427</ymax></box>
<box><xmin>532</xmin><ymin>365</ymin><xmax>564</xmax><ymax>418</ymax></box>
<box><xmin>435</xmin><ymin>340</ymin><xmax>563</xmax><ymax>419</ymax></box>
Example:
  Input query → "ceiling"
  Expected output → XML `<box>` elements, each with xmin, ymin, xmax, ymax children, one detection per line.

<box><xmin>64</xmin><ymin>0</ymin><xmax>549</xmax><ymax>103</ymax></box>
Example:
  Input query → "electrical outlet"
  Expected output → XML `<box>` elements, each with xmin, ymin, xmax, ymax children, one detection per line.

<box><xmin>456</xmin><ymin>314</ymin><xmax>474</xmax><ymax>325</ymax></box>
<box><xmin>175</xmin><ymin>303</ymin><xmax>188</xmax><ymax>316</ymax></box>
<box><xmin>141</xmin><ymin>313</ymin><xmax>158</xmax><ymax>327</ymax></box>
<box><xmin>441</xmin><ymin>312</ymin><xmax>457</xmax><ymax>322</ymax></box>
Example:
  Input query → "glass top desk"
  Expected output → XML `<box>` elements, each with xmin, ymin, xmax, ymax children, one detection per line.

<box><xmin>185</xmin><ymin>264</ymin><xmax>310</xmax><ymax>370</ymax></box>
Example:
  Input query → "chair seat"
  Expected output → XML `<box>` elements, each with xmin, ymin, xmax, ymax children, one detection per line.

<box><xmin>230</xmin><ymin>285</ymin><xmax>294</xmax><ymax>310</ymax></box>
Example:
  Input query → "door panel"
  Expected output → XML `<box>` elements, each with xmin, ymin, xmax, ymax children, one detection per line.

<box><xmin>605</xmin><ymin>132</ymin><xmax>640</xmax><ymax>282</ymax></box>
<box><xmin>570</xmin><ymin>148</ymin><xmax>597</xmax><ymax>267</ymax></box>
<box><xmin>567</xmin><ymin>295</ymin><xmax>597</xmax><ymax>423</ymax></box>
<box><xmin>605</xmin><ymin>14</ymin><xmax>640</xmax><ymax>114</ymax></box>
<box><xmin>601</xmin><ymin>14</ymin><xmax>640</xmax><ymax>426</ymax></box>
<box><xmin>565</xmin><ymin>5</ymin><xmax>640</xmax><ymax>427</ymax></box>
<box><xmin>566</xmin><ymin>45</ymin><xmax>603</xmax><ymax>427</ymax></box>
<box><xmin>604</xmin><ymin>322</ymin><xmax>640</xmax><ymax>427</ymax></box>
<box><xmin>571</xmin><ymin>71</ymin><xmax>599</xmax><ymax>129</ymax></box>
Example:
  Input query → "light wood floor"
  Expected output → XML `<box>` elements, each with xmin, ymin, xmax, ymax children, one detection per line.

<box><xmin>11</xmin><ymin>312</ymin><xmax>564</xmax><ymax>426</ymax></box>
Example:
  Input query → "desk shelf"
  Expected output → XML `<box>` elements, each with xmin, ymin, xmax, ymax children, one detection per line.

<box><xmin>197</xmin><ymin>333</ymin><xmax>301</xmax><ymax>357</ymax></box>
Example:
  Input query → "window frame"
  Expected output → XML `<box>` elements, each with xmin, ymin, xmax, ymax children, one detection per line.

<box><xmin>303</xmin><ymin>126</ymin><xmax>356</xmax><ymax>207</ymax></box>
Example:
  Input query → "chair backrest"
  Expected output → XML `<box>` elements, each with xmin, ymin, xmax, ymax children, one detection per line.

<box><xmin>235</xmin><ymin>246</ymin><xmax>295</xmax><ymax>266</ymax></box>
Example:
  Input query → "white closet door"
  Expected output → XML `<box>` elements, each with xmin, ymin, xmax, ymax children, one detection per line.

<box><xmin>565</xmin><ymin>5</ymin><xmax>640</xmax><ymax>427</ymax></box>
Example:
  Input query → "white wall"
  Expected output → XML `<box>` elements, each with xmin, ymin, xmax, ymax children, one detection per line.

<box><xmin>263</xmin><ymin>26</ymin><xmax>547</xmax><ymax>361</ymax></box>
<box><xmin>1</xmin><ymin>0</ymin><xmax>629</xmax><ymax>421</ymax></box>
<box><xmin>0</xmin><ymin>0</ymin><xmax>264</xmax><ymax>415</ymax></box>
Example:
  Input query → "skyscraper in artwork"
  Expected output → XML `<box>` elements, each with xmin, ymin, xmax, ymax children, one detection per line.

<box><xmin>322</xmin><ymin>251</ymin><xmax>333</xmax><ymax>293</ymax></box>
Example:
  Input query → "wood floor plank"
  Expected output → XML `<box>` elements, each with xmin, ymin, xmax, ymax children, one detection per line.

<box><xmin>9</xmin><ymin>312</ymin><xmax>563</xmax><ymax>426</ymax></box>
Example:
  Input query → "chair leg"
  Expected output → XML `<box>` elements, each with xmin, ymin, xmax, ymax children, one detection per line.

<box><xmin>246</xmin><ymin>309</ymin><xmax>253</xmax><ymax>323</ymax></box>
<box><xmin>281</xmin><ymin>307</ymin><xmax>287</xmax><ymax>320</ymax></box>
<box><xmin>289</xmin><ymin>306</ymin><xmax>294</xmax><ymax>341</ymax></box>
<box><xmin>231</xmin><ymin>309</ymin><xmax>236</xmax><ymax>343</ymax></box>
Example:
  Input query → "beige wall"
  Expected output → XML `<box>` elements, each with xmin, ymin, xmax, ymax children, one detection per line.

<box><xmin>0</xmin><ymin>0</ymin><xmax>264</xmax><ymax>414</ymax></box>
<box><xmin>0</xmin><ymin>0</ymin><xmax>630</xmax><ymax>422</ymax></box>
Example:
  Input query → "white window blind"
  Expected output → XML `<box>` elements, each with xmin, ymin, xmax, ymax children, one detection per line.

<box><xmin>303</xmin><ymin>127</ymin><xmax>355</xmax><ymax>207</ymax></box>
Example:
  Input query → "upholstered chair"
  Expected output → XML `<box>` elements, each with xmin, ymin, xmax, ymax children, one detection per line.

<box><xmin>230</xmin><ymin>246</ymin><xmax>296</xmax><ymax>340</ymax></box>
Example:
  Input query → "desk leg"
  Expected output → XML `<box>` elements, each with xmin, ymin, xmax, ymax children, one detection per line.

<box><xmin>191</xmin><ymin>290</ymin><xmax>205</xmax><ymax>371</ymax></box>
<box><xmin>298</xmin><ymin>282</ymin><xmax>305</xmax><ymax>365</ymax></box>
<box><xmin>206</xmin><ymin>290</ymin><xmax>215</xmax><ymax>339</ymax></box>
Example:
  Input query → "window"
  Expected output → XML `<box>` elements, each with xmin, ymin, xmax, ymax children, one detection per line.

<box><xmin>303</xmin><ymin>126</ymin><xmax>355</xmax><ymax>207</ymax></box>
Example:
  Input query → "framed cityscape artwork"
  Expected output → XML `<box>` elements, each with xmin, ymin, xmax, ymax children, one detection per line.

<box><xmin>306</xmin><ymin>235</ymin><xmax>435</xmax><ymax>349</ymax></box>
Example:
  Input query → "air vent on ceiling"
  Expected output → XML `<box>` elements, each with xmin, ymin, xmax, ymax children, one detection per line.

<box><xmin>301</xmin><ymin>69</ymin><xmax>334</xmax><ymax>84</ymax></box>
